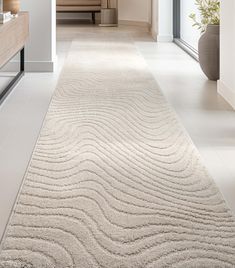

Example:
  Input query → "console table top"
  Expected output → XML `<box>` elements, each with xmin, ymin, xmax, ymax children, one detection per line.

<box><xmin>0</xmin><ymin>12</ymin><xmax>29</xmax><ymax>69</ymax></box>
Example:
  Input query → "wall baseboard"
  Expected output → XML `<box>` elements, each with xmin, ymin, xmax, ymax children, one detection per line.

<box><xmin>118</xmin><ymin>20</ymin><xmax>151</xmax><ymax>29</ymax></box>
<box><xmin>2</xmin><ymin>60</ymin><xmax>56</xmax><ymax>72</ymax></box>
<box><xmin>157</xmin><ymin>34</ymin><xmax>173</xmax><ymax>42</ymax></box>
<box><xmin>218</xmin><ymin>80</ymin><xmax>235</xmax><ymax>109</ymax></box>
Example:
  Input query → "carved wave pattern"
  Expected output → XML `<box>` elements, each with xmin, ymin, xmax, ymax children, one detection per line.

<box><xmin>1</xmin><ymin>33</ymin><xmax>235</xmax><ymax>268</ymax></box>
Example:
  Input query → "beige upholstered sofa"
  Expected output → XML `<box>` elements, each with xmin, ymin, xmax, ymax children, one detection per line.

<box><xmin>56</xmin><ymin>0</ymin><xmax>102</xmax><ymax>24</ymax></box>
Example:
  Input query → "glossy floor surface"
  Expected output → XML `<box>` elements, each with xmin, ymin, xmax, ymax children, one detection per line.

<box><xmin>0</xmin><ymin>23</ymin><xmax>235</xmax><ymax>242</ymax></box>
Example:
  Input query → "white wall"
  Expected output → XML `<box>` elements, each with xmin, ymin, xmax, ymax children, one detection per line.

<box><xmin>118</xmin><ymin>0</ymin><xmax>151</xmax><ymax>24</ymax></box>
<box><xmin>157</xmin><ymin>0</ymin><xmax>173</xmax><ymax>42</ymax></box>
<box><xmin>151</xmin><ymin>0</ymin><xmax>158</xmax><ymax>39</ymax></box>
<box><xmin>21</xmin><ymin>0</ymin><xmax>56</xmax><ymax>72</ymax></box>
<box><xmin>218</xmin><ymin>0</ymin><xmax>235</xmax><ymax>109</ymax></box>
<box><xmin>151</xmin><ymin>0</ymin><xmax>173</xmax><ymax>42</ymax></box>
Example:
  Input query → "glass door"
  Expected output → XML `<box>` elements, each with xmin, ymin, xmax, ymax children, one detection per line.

<box><xmin>180</xmin><ymin>0</ymin><xmax>201</xmax><ymax>50</ymax></box>
<box><xmin>173</xmin><ymin>0</ymin><xmax>201</xmax><ymax>58</ymax></box>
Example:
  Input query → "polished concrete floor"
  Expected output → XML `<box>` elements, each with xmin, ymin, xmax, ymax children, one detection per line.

<box><xmin>0</xmin><ymin>23</ymin><xmax>235</xmax><ymax>241</ymax></box>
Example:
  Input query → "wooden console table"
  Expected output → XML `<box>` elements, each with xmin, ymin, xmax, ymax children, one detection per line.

<box><xmin>0</xmin><ymin>12</ymin><xmax>29</xmax><ymax>104</ymax></box>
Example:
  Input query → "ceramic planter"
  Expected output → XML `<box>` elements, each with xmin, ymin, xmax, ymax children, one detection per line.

<box><xmin>198</xmin><ymin>24</ymin><xmax>220</xmax><ymax>81</ymax></box>
<box><xmin>100</xmin><ymin>8</ymin><xmax>117</xmax><ymax>25</ymax></box>
<box><xmin>3</xmin><ymin>0</ymin><xmax>20</xmax><ymax>14</ymax></box>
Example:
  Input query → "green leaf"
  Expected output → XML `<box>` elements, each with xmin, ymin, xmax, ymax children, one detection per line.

<box><xmin>189</xmin><ymin>0</ymin><xmax>220</xmax><ymax>32</ymax></box>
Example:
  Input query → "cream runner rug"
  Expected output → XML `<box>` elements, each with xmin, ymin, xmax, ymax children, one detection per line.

<box><xmin>1</xmin><ymin>33</ymin><xmax>235</xmax><ymax>268</ymax></box>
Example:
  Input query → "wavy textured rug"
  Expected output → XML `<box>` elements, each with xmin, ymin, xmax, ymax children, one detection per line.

<box><xmin>1</xmin><ymin>33</ymin><xmax>235</xmax><ymax>268</ymax></box>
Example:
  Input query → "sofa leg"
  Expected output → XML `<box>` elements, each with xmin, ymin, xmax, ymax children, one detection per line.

<box><xmin>92</xmin><ymin>12</ymin><xmax>96</xmax><ymax>24</ymax></box>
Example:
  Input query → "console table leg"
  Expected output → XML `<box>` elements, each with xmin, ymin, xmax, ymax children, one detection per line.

<box><xmin>0</xmin><ymin>47</ymin><xmax>25</xmax><ymax>105</ymax></box>
<box><xmin>20</xmin><ymin>48</ymin><xmax>25</xmax><ymax>72</ymax></box>
<box><xmin>92</xmin><ymin>12</ymin><xmax>96</xmax><ymax>24</ymax></box>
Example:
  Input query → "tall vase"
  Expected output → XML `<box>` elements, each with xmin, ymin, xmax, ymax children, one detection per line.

<box><xmin>3</xmin><ymin>0</ymin><xmax>20</xmax><ymax>14</ymax></box>
<box><xmin>198</xmin><ymin>24</ymin><xmax>220</xmax><ymax>81</ymax></box>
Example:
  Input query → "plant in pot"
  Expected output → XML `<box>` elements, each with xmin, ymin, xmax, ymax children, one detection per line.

<box><xmin>189</xmin><ymin>0</ymin><xmax>220</xmax><ymax>81</ymax></box>
<box><xmin>3</xmin><ymin>0</ymin><xmax>20</xmax><ymax>14</ymax></box>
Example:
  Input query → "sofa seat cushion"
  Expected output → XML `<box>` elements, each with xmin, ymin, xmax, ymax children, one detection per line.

<box><xmin>56</xmin><ymin>5</ymin><xmax>101</xmax><ymax>11</ymax></box>
<box><xmin>57</xmin><ymin>0</ymin><xmax>101</xmax><ymax>6</ymax></box>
